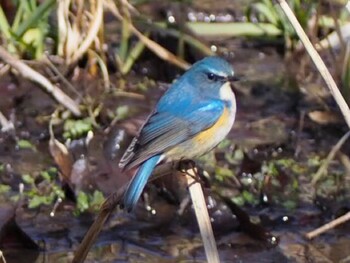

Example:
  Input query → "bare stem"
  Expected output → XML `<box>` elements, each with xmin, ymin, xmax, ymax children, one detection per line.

<box><xmin>0</xmin><ymin>111</ymin><xmax>14</xmax><ymax>132</ymax></box>
<box><xmin>305</xmin><ymin>211</ymin><xmax>350</xmax><ymax>239</ymax></box>
<box><xmin>185</xmin><ymin>167</ymin><xmax>220</xmax><ymax>263</ymax></box>
<box><xmin>277</xmin><ymin>0</ymin><xmax>350</xmax><ymax>128</ymax></box>
<box><xmin>0</xmin><ymin>46</ymin><xmax>81</xmax><ymax>116</ymax></box>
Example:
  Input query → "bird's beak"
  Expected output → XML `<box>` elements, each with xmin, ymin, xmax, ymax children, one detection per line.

<box><xmin>227</xmin><ymin>76</ymin><xmax>240</xmax><ymax>82</ymax></box>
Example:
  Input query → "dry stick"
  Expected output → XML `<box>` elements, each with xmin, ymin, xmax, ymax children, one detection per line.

<box><xmin>0</xmin><ymin>47</ymin><xmax>81</xmax><ymax>116</ymax></box>
<box><xmin>105</xmin><ymin>0</ymin><xmax>190</xmax><ymax>70</ymax></box>
<box><xmin>0</xmin><ymin>250</ymin><xmax>7</xmax><ymax>263</ymax></box>
<box><xmin>305</xmin><ymin>211</ymin><xmax>350</xmax><ymax>239</ymax></box>
<box><xmin>277</xmin><ymin>0</ymin><xmax>350</xmax><ymax>129</ymax></box>
<box><xmin>44</xmin><ymin>55</ymin><xmax>83</xmax><ymax>99</ymax></box>
<box><xmin>312</xmin><ymin>131</ymin><xmax>350</xmax><ymax>184</ymax></box>
<box><xmin>0</xmin><ymin>111</ymin><xmax>14</xmax><ymax>132</ymax></box>
<box><xmin>68</xmin><ymin>0</ymin><xmax>103</xmax><ymax>65</ymax></box>
<box><xmin>72</xmin><ymin>162</ymin><xmax>177</xmax><ymax>263</ymax></box>
<box><xmin>185</xmin><ymin>167</ymin><xmax>220</xmax><ymax>263</ymax></box>
<box><xmin>277</xmin><ymin>0</ymin><xmax>350</xmax><ymax>238</ymax></box>
<box><xmin>72</xmin><ymin>187</ymin><xmax>125</xmax><ymax>263</ymax></box>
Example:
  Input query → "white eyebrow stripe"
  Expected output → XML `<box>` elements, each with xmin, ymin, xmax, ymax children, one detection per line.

<box><xmin>210</xmin><ymin>70</ymin><xmax>227</xmax><ymax>77</ymax></box>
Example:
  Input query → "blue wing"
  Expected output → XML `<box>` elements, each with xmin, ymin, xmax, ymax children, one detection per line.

<box><xmin>120</xmin><ymin>100</ymin><xmax>225</xmax><ymax>170</ymax></box>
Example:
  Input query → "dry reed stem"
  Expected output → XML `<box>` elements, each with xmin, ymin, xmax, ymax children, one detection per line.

<box><xmin>105</xmin><ymin>0</ymin><xmax>190</xmax><ymax>70</ymax></box>
<box><xmin>312</xmin><ymin>131</ymin><xmax>350</xmax><ymax>184</ymax></box>
<box><xmin>0</xmin><ymin>111</ymin><xmax>14</xmax><ymax>132</ymax></box>
<box><xmin>305</xmin><ymin>211</ymin><xmax>350</xmax><ymax>239</ymax></box>
<box><xmin>277</xmin><ymin>0</ymin><xmax>350</xmax><ymax>238</ymax></box>
<box><xmin>0</xmin><ymin>46</ymin><xmax>81</xmax><ymax>116</ymax></box>
<box><xmin>277</xmin><ymin>0</ymin><xmax>350</xmax><ymax>128</ymax></box>
<box><xmin>68</xmin><ymin>0</ymin><xmax>104</xmax><ymax>64</ymax></box>
<box><xmin>185</xmin><ymin>167</ymin><xmax>220</xmax><ymax>263</ymax></box>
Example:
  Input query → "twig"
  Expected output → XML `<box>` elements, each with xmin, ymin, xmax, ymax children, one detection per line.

<box><xmin>294</xmin><ymin>110</ymin><xmax>305</xmax><ymax>158</ymax></box>
<box><xmin>305</xmin><ymin>211</ymin><xmax>350</xmax><ymax>239</ymax></box>
<box><xmin>0</xmin><ymin>111</ymin><xmax>14</xmax><ymax>132</ymax></box>
<box><xmin>185</xmin><ymin>167</ymin><xmax>220</xmax><ymax>263</ymax></box>
<box><xmin>0</xmin><ymin>46</ymin><xmax>81</xmax><ymax>116</ymax></box>
<box><xmin>68</xmin><ymin>0</ymin><xmax>104</xmax><ymax>65</ymax></box>
<box><xmin>105</xmin><ymin>0</ymin><xmax>190</xmax><ymax>70</ymax></box>
<box><xmin>72</xmin><ymin>161</ymin><xmax>219</xmax><ymax>263</ymax></box>
<box><xmin>44</xmin><ymin>54</ymin><xmax>83</xmax><ymax>100</ymax></box>
<box><xmin>338</xmin><ymin>152</ymin><xmax>350</xmax><ymax>176</ymax></box>
<box><xmin>72</xmin><ymin>187</ymin><xmax>125</xmax><ymax>263</ymax></box>
<box><xmin>88</xmin><ymin>50</ymin><xmax>110</xmax><ymax>91</ymax></box>
<box><xmin>0</xmin><ymin>250</ymin><xmax>7</xmax><ymax>263</ymax></box>
<box><xmin>72</xmin><ymin>161</ymin><xmax>177</xmax><ymax>263</ymax></box>
<box><xmin>277</xmin><ymin>0</ymin><xmax>350</xmax><ymax>129</ymax></box>
<box><xmin>312</xmin><ymin>131</ymin><xmax>350</xmax><ymax>184</ymax></box>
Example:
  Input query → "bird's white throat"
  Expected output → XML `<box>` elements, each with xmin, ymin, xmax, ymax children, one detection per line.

<box><xmin>220</xmin><ymin>81</ymin><xmax>236</xmax><ymax>112</ymax></box>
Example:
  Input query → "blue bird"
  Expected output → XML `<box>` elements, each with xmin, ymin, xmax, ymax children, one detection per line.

<box><xmin>119</xmin><ymin>56</ymin><xmax>237</xmax><ymax>211</ymax></box>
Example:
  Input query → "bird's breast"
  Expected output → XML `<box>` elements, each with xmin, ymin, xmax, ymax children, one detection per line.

<box><xmin>191</xmin><ymin>104</ymin><xmax>235</xmax><ymax>149</ymax></box>
<box><xmin>166</xmin><ymin>82</ymin><xmax>236</xmax><ymax>159</ymax></box>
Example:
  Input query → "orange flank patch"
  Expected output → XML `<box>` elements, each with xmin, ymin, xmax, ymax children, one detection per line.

<box><xmin>193</xmin><ymin>106</ymin><xmax>230</xmax><ymax>143</ymax></box>
<box><xmin>166</xmin><ymin>106</ymin><xmax>232</xmax><ymax>159</ymax></box>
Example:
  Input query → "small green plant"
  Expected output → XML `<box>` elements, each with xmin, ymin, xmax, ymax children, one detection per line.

<box><xmin>0</xmin><ymin>0</ymin><xmax>56</xmax><ymax>58</ymax></box>
<box><xmin>21</xmin><ymin>167</ymin><xmax>65</xmax><ymax>209</ymax></box>
<box><xmin>247</xmin><ymin>0</ymin><xmax>318</xmax><ymax>47</ymax></box>
<box><xmin>63</xmin><ymin>118</ymin><xmax>93</xmax><ymax>139</ymax></box>
<box><xmin>17</xmin><ymin>139</ymin><xmax>36</xmax><ymax>151</ymax></box>
<box><xmin>75</xmin><ymin>190</ymin><xmax>105</xmax><ymax>215</ymax></box>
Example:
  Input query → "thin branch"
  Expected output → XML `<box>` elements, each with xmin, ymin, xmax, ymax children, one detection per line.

<box><xmin>68</xmin><ymin>0</ymin><xmax>104</xmax><ymax>65</ymax></box>
<box><xmin>44</xmin><ymin>54</ymin><xmax>83</xmax><ymax>100</ymax></box>
<box><xmin>72</xmin><ymin>161</ymin><xmax>219</xmax><ymax>263</ymax></box>
<box><xmin>72</xmin><ymin>161</ymin><xmax>177</xmax><ymax>263</ymax></box>
<box><xmin>305</xmin><ymin>211</ymin><xmax>350</xmax><ymax>239</ymax></box>
<box><xmin>0</xmin><ymin>46</ymin><xmax>81</xmax><ymax>116</ymax></box>
<box><xmin>0</xmin><ymin>111</ymin><xmax>14</xmax><ymax>133</ymax></box>
<box><xmin>277</xmin><ymin>0</ymin><xmax>350</xmax><ymax>129</ymax></box>
<box><xmin>312</xmin><ymin>131</ymin><xmax>350</xmax><ymax>185</ymax></box>
<box><xmin>72</xmin><ymin>187</ymin><xmax>125</xmax><ymax>263</ymax></box>
<box><xmin>0</xmin><ymin>250</ymin><xmax>7</xmax><ymax>263</ymax></box>
<box><xmin>105</xmin><ymin>0</ymin><xmax>190</xmax><ymax>70</ymax></box>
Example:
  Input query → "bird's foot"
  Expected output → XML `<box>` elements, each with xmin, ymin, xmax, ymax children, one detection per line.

<box><xmin>178</xmin><ymin>159</ymin><xmax>202</xmax><ymax>186</ymax></box>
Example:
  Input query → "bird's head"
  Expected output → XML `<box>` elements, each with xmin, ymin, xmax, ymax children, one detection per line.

<box><xmin>183</xmin><ymin>57</ymin><xmax>237</xmax><ymax>100</ymax></box>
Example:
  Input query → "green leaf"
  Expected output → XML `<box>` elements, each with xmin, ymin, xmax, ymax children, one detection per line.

<box><xmin>28</xmin><ymin>195</ymin><xmax>47</xmax><ymax>208</ymax></box>
<box><xmin>215</xmin><ymin>167</ymin><xmax>235</xmax><ymax>182</ymax></box>
<box><xmin>76</xmin><ymin>191</ymin><xmax>89</xmax><ymax>213</ymax></box>
<box><xmin>253</xmin><ymin>2</ymin><xmax>279</xmax><ymax>25</ymax></box>
<box><xmin>10</xmin><ymin>195</ymin><xmax>20</xmax><ymax>203</ymax></box>
<box><xmin>17</xmin><ymin>139</ymin><xmax>36</xmax><ymax>150</ymax></box>
<box><xmin>63</xmin><ymin>118</ymin><xmax>93</xmax><ymax>139</ymax></box>
<box><xmin>40</xmin><ymin>171</ymin><xmax>51</xmax><ymax>181</ymax></box>
<box><xmin>22</xmin><ymin>174</ymin><xmax>34</xmax><ymax>184</ymax></box>
<box><xmin>231</xmin><ymin>195</ymin><xmax>245</xmax><ymax>206</ymax></box>
<box><xmin>15</xmin><ymin>0</ymin><xmax>56</xmax><ymax>38</ymax></box>
<box><xmin>0</xmin><ymin>184</ymin><xmax>10</xmax><ymax>194</ymax></box>
<box><xmin>0</xmin><ymin>6</ymin><xmax>12</xmax><ymax>40</ymax></box>
<box><xmin>115</xmin><ymin>105</ymin><xmax>130</xmax><ymax>121</ymax></box>
<box><xmin>90</xmin><ymin>190</ymin><xmax>105</xmax><ymax>210</ymax></box>
<box><xmin>187</xmin><ymin>22</ymin><xmax>281</xmax><ymax>37</ymax></box>
<box><xmin>242</xmin><ymin>190</ymin><xmax>258</xmax><ymax>205</ymax></box>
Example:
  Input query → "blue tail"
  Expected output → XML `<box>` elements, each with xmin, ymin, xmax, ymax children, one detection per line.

<box><xmin>122</xmin><ymin>155</ymin><xmax>161</xmax><ymax>211</ymax></box>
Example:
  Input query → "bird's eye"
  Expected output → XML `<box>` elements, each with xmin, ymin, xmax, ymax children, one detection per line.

<box><xmin>207</xmin><ymin>73</ymin><xmax>216</xmax><ymax>81</ymax></box>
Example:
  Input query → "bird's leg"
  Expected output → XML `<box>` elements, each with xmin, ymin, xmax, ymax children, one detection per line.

<box><xmin>178</xmin><ymin>159</ymin><xmax>202</xmax><ymax>187</ymax></box>
<box><xmin>178</xmin><ymin>160</ymin><xmax>211</xmax><ymax>189</ymax></box>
